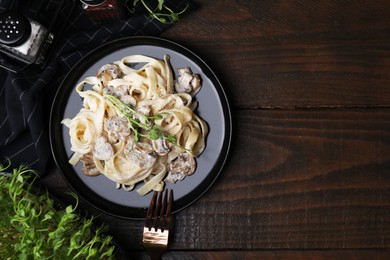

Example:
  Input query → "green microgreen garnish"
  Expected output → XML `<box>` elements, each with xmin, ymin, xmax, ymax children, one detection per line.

<box><xmin>0</xmin><ymin>161</ymin><xmax>116</xmax><ymax>259</ymax></box>
<box><xmin>127</xmin><ymin>0</ymin><xmax>189</xmax><ymax>24</ymax></box>
<box><xmin>104</xmin><ymin>94</ymin><xmax>176</xmax><ymax>143</ymax></box>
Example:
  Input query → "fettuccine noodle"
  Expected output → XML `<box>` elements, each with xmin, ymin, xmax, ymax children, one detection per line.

<box><xmin>62</xmin><ymin>54</ymin><xmax>208</xmax><ymax>196</ymax></box>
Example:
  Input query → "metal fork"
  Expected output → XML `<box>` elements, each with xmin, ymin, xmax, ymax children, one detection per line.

<box><xmin>143</xmin><ymin>189</ymin><xmax>173</xmax><ymax>260</ymax></box>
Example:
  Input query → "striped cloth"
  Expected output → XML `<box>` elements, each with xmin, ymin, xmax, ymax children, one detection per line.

<box><xmin>0</xmin><ymin>0</ymin><xmax>191</xmax><ymax>175</ymax></box>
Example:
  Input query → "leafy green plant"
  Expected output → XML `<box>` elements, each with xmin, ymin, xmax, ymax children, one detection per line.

<box><xmin>0</xmin><ymin>160</ymin><xmax>117</xmax><ymax>259</ymax></box>
<box><xmin>126</xmin><ymin>0</ymin><xmax>190</xmax><ymax>24</ymax></box>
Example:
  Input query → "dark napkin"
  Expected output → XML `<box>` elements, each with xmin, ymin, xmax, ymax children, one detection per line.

<box><xmin>0</xmin><ymin>0</ymin><xmax>192</xmax><ymax>175</ymax></box>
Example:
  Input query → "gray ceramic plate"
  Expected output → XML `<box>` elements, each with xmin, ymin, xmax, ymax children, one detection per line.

<box><xmin>50</xmin><ymin>36</ymin><xmax>232</xmax><ymax>219</ymax></box>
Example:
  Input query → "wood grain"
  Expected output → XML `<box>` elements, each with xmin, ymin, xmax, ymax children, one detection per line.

<box><xmin>170</xmin><ymin>109</ymin><xmax>390</xmax><ymax>250</ymax></box>
<box><xmin>129</xmin><ymin>250</ymin><xmax>390</xmax><ymax>260</ymax></box>
<box><xmin>163</xmin><ymin>0</ymin><xmax>390</xmax><ymax>108</ymax></box>
<box><xmin>41</xmin><ymin>109</ymin><xmax>390</xmax><ymax>251</ymax></box>
<box><xmin>40</xmin><ymin>0</ymin><xmax>390</xmax><ymax>257</ymax></box>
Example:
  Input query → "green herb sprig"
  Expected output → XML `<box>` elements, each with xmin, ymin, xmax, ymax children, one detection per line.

<box><xmin>127</xmin><ymin>0</ymin><xmax>189</xmax><ymax>24</ymax></box>
<box><xmin>0</xmin><ymin>161</ymin><xmax>116</xmax><ymax>259</ymax></box>
<box><xmin>104</xmin><ymin>94</ymin><xmax>176</xmax><ymax>143</ymax></box>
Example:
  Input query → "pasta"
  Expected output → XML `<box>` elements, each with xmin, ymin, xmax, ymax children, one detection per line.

<box><xmin>62</xmin><ymin>54</ymin><xmax>208</xmax><ymax>196</ymax></box>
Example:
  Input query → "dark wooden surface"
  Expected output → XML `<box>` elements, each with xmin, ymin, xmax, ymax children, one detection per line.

<box><xmin>40</xmin><ymin>0</ymin><xmax>390</xmax><ymax>258</ymax></box>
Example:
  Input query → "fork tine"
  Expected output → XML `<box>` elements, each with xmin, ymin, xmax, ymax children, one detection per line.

<box><xmin>145</xmin><ymin>191</ymin><xmax>157</xmax><ymax>229</ymax></box>
<box><xmin>164</xmin><ymin>189</ymin><xmax>173</xmax><ymax>231</ymax></box>
<box><xmin>152</xmin><ymin>190</ymin><xmax>163</xmax><ymax>231</ymax></box>
<box><xmin>159</xmin><ymin>190</ymin><xmax>167</xmax><ymax>230</ymax></box>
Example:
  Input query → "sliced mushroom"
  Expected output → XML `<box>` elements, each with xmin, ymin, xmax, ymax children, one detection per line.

<box><xmin>96</xmin><ymin>64</ymin><xmax>121</xmax><ymax>87</ymax></box>
<box><xmin>191</xmin><ymin>74</ymin><xmax>201</xmax><ymax>91</ymax></box>
<box><xmin>119</xmin><ymin>94</ymin><xmax>137</xmax><ymax>106</ymax></box>
<box><xmin>103</xmin><ymin>84</ymin><xmax>127</xmax><ymax>97</ymax></box>
<box><xmin>124</xmin><ymin>141</ymin><xmax>157</xmax><ymax>170</ymax></box>
<box><xmin>136</xmin><ymin>103</ymin><xmax>152</xmax><ymax>125</ymax></box>
<box><xmin>93</xmin><ymin>135</ymin><xmax>114</xmax><ymax>161</ymax></box>
<box><xmin>166</xmin><ymin>152</ymin><xmax>196</xmax><ymax>183</ymax></box>
<box><xmin>104</xmin><ymin>116</ymin><xmax>131</xmax><ymax>143</ymax></box>
<box><xmin>174</xmin><ymin>67</ymin><xmax>201</xmax><ymax>96</ymax></box>
<box><xmin>152</xmin><ymin>138</ymin><xmax>172</xmax><ymax>156</ymax></box>
<box><xmin>80</xmin><ymin>152</ymin><xmax>100</xmax><ymax>176</ymax></box>
<box><xmin>102</xmin><ymin>83</ymin><xmax>137</xmax><ymax>106</ymax></box>
<box><xmin>136</xmin><ymin>103</ymin><xmax>152</xmax><ymax>116</ymax></box>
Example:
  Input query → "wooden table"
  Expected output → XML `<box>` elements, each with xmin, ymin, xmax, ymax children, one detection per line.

<box><xmin>40</xmin><ymin>0</ymin><xmax>390</xmax><ymax>258</ymax></box>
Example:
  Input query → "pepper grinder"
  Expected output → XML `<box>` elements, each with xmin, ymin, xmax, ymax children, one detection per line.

<box><xmin>0</xmin><ymin>11</ymin><xmax>54</xmax><ymax>65</ymax></box>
